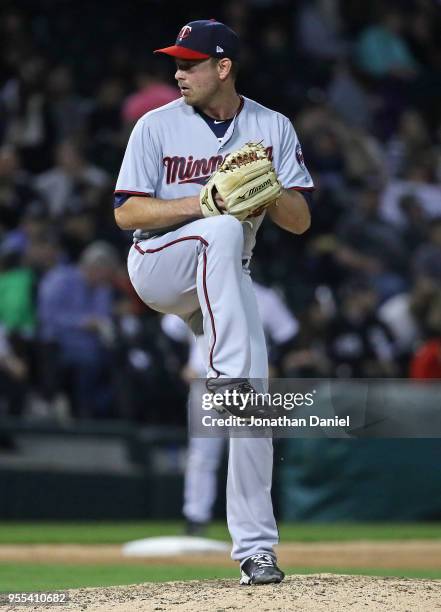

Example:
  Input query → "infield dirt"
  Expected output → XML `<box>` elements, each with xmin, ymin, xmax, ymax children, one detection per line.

<box><xmin>1</xmin><ymin>540</ymin><xmax>441</xmax><ymax>569</ymax></box>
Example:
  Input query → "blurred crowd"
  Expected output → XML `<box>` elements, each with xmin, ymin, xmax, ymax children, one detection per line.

<box><xmin>0</xmin><ymin>0</ymin><xmax>440</xmax><ymax>429</ymax></box>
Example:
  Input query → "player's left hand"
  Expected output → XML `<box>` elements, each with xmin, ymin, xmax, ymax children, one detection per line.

<box><xmin>200</xmin><ymin>142</ymin><xmax>281</xmax><ymax>222</ymax></box>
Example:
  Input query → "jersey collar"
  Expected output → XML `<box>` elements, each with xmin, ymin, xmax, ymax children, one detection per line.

<box><xmin>193</xmin><ymin>94</ymin><xmax>244</xmax><ymax>121</ymax></box>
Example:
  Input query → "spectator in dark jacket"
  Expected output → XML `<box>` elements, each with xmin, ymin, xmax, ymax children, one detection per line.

<box><xmin>37</xmin><ymin>241</ymin><xmax>119</xmax><ymax>418</ymax></box>
<box><xmin>326</xmin><ymin>279</ymin><xmax>397</xmax><ymax>378</ymax></box>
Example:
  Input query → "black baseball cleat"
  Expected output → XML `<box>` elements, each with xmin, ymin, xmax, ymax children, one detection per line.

<box><xmin>206</xmin><ymin>378</ymin><xmax>278</xmax><ymax>422</ymax></box>
<box><xmin>240</xmin><ymin>554</ymin><xmax>285</xmax><ymax>585</ymax></box>
<box><xmin>184</xmin><ymin>520</ymin><xmax>208</xmax><ymax>537</ymax></box>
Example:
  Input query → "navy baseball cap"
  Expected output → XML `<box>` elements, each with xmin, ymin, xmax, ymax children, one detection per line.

<box><xmin>154</xmin><ymin>20</ymin><xmax>240</xmax><ymax>61</ymax></box>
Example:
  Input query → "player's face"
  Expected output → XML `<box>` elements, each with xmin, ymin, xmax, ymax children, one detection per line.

<box><xmin>174</xmin><ymin>58</ymin><xmax>221</xmax><ymax>107</ymax></box>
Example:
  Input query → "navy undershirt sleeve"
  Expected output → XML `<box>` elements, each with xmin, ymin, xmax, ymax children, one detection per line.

<box><xmin>301</xmin><ymin>190</ymin><xmax>314</xmax><ymax>211</ymax></box>
<box><xmin>114</xmin><ymin>193</ymin><xmax>130</xmax><ymax>208</ymax></box>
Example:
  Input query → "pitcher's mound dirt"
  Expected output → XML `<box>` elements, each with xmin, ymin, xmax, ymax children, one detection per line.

<box><xmin>10</xmin><ymin>574</ymin><xmax>441</xmax><ymax>612</ymax></box>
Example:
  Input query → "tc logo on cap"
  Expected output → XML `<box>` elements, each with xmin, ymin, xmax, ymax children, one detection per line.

<box><xmin>178</xmin><ymin>25</ymin><xmax>192</xmax><ymax>40</ymax></box>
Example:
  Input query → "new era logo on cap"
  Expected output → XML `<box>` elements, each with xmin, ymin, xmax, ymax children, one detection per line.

<box><xmin>154</xmin><ymin>19</ymin><xmax>240</xmax><ymax>61</ymax></box>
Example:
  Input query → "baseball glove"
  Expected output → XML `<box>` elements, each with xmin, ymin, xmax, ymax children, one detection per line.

<box><xmin>200</xmin><ymin>142</ymin><xmax>282</xmax><ymax>222</ymax></box>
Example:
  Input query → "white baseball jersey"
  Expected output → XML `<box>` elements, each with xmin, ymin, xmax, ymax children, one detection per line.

<box><xmin>115</xmin><ymin>96</ymin><xmax>314</xmax><ymax>259</ymax></box>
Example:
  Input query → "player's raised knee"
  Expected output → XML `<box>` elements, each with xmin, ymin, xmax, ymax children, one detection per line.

<box><xmin>207</xmin><ymin>214</ymin><xmax>243</xmax><ymax>242</ymax></box>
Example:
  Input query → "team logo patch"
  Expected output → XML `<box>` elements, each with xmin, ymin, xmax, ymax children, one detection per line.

<box><xmin>295</xmin><ymin>143</ymin><xmax>305</xmax><ymax>169</ymax></box>
<box><xmin>178</xmin><ymin>25</ymin><xmax>192</xmax><ymax>40</ymax></box>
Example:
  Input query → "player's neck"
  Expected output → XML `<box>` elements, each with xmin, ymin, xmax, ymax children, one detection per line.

<box><xmin>199</xmin><ymin>89</ymin><xmax>241</xmax><ymax>121</ymax></box>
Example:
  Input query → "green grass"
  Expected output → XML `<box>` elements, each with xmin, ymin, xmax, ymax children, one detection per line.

<box><xmin>0</xmin><ymin>521</ymin><xmax>439</xmax><ymax>545</ymax></box>
<box><xmin>0</xmin><ymin>563</ymin><xmax>440</xmax><ymax>592</ymax></box>
<box><xmin>0</xmin><ymin>522</ymin><xmax>440</xmax><ymax>591</ymax></box>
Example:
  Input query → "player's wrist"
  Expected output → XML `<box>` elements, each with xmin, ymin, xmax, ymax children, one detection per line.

<box><xmin>185</xmin><ymin>196</ymin><xmax>204</xmax><ymax>218</ymax></box>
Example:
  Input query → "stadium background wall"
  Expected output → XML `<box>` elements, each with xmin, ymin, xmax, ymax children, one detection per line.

<box><xmin>0</xmin><ymin>420</ymin><xmax>439</xmax><ymax>521</ymax></box>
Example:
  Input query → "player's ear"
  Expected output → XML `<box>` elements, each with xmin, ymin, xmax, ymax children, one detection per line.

<box><xmin>216</xmin><ymin>58</ymin><xmax>233</xmax><ymax>81</ymax></box>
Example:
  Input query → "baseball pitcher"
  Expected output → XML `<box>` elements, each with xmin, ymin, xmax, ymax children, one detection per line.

<box><xmin>114</xmin><ymin>19</ymin><xmax>314</xmax><ymax>584</ymax></box>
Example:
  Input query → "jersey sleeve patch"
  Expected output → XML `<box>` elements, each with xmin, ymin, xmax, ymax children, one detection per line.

<box><xmin>295</xmin><ymin>143</ymin><xmax>305</xmax><ymax>169</ymax></box>
<box><xmin>277</xmin><ymin>116</ymin><xmax>314</xmax><ymax>191</ymax></box>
